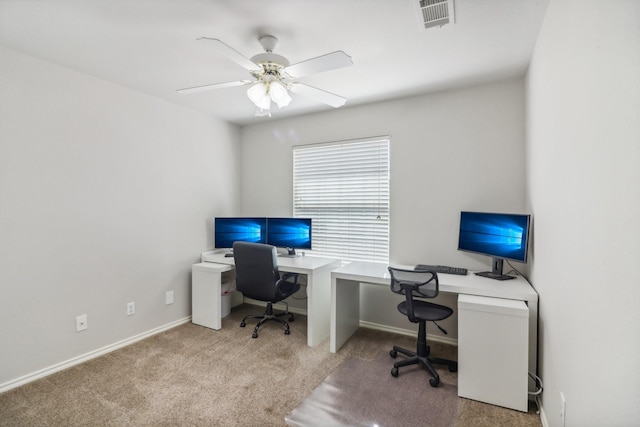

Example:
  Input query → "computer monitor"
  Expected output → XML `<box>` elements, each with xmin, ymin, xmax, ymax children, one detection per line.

<box><xmin>266</xmin><ymin>218</ymin><xmax>312</xmax><ymax>256</ymax></box>
<box><xmin>214</xmin><ymin>217</ymin><xmax>267</xmax><ymax>249</ymax></box>
<box><xmin>457</xmin><ymin>211</ymin><xmax>531</xmax><ymax>280</ymax></box>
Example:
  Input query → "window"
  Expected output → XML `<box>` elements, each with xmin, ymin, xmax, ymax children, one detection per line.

<box><xmin>293</xmin><ymin>137</ymin><xmax>390</xmax><ymax>262</ymax></box>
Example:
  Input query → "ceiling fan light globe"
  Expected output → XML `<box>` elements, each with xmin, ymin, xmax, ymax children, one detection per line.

<box><xmin>247</xmin><ymin>82</ymin><xmax>271</xmax><ymax>110</ymax></box>
<box><xmin>256</xmin><ymin>95</ymin><xmax>271</xmax><ymax>110</ymax></box>
<box><xmin>247</xmin><ymin>82</ymin><xmax>267</xmax><ymax>102</ymax></box>
<box><xmin>274</xmin><ymin>94</ymin><xmax>292</xmax><ymax>109</ymax></box>
<box><xmin>269</xmin><ymin>82</ymin><xmax>292</xmax><ymax>108</ymax></box>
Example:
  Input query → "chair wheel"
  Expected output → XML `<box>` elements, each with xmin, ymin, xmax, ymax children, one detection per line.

<box><xmin>390</xmin><ymin>349</ymin><xmax>397</xmax><ymax>358</ymax></box>
<box><xmin>449</xmin><ymin>363</ymin><xmax>458</xmax><ymax>372</ymax></box>
<box><xmin>391</xmin><ymin>367</ymin><xmax>399</xmax><ymax>377</ymax></box>
<box><xmin>251</xmin><ymin>333</ymin><xmax>258</xmax><ymax>338</ymax></box>
<box><xmin>288</xmin><ymin>315</ymin><xmax>295</xmax><ymax>322</ymax></box>
<box><xmin>240</xmin><ymin>322</ymin><xmax>246</xmax><ymax>327</ymax></box>
<box><xmin>429</xmin><ymin>377</ymin><xmax>439</xmax><ymax>387</ymax></box>
<box><xmin>284</xmin><ymin>329</ymin><xmax>290</xmax><ymax>335</ymax></box>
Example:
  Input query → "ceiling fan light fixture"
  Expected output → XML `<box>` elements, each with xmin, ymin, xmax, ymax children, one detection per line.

<box><xmin>247</xmin><ymin>80</ymin><xmax>293</xmax><ymax>111</ymax></box>
<box><xmin>269</xmin><ymin>81</ymin><xmax>292</xmax><ymax>108</ymax></box>
<box><xmin>247</xmin><ymin>82</ymin><xmax>271</xmax><ymax>110</ymax></box>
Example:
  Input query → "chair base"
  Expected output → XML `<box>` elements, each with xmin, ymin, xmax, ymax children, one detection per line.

<box><xmin>240</xmin><ymin>302</ymin><xmax>295</xmax><ymax>338</ymax></box>
<box><xmin>389</xmin><ymin>322</ymin><xmax>458</xmax><ymax>387</ymax></box>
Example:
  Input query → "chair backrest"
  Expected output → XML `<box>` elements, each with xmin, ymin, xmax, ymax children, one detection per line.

<box><xmin>233</xmin><ymin>242</ymin><xmax>280</xmax><ymax>302</ymax></box>
<box><xmin>388</xmin><ymin>267</ymin><xmax>440</xmax><ymax>324</ymax></box>
<box><xmin>388</xmin><ymin>267</ymin><xmax>439</xmax><ymax>299</ymax></box>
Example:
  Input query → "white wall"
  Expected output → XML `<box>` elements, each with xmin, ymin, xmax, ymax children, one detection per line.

<box><xmin>527</xmin><ymin>1</ymin><xmax>640</xmax><ymax>426</ymax></box>
<box><xmin>240</xmin><ymin>79</ymin><xmax>527</xmax><ymax>334</ymax></box>
<box><xmin>0</xmin><ymin>46</ymin><xmax>240</xmax><ymax>387</ymax></box>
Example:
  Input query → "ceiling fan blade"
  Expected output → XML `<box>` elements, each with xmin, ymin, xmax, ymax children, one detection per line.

<box><xmin>285</xmin><ymin>51</ymin><xmax>353</xmax><ymax>78</ymax></box>
<box><xmin>197</xmin><ymin>37</ymin><xmax>262</xmax><ymax>72</ymax></box>
<box><xmin>177</xmin><ymin>80</ymin><xmax>253</xmax><ymax>94</ymax></box>
<box><xmin>290</xmin><ymin>83</ymin><xmax>347</xmax><ymax>108</ymax></box>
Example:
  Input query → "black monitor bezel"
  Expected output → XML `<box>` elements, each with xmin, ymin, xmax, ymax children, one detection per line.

<box><xmin>457</xmin><ymin>210</ymin><xmax>531</xmax><ymax>264</ymax></box>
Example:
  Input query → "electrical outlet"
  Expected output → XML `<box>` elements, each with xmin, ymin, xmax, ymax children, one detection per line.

<box><xmin>165</xmin><ymin>291</ymin><xmax>174</xmax><ymax>305</ymax></box>
<box><xmin>560</xmin><ymin>392</ymin><xmax>566</xmax><ymax>426</ymax></box>
<box><xmin>76</xmin><ymin>314</ymin><xmax>88</xmax><ymax>332</ymax></box>
<box><xmin>127</xmin><ymin>301</ymin><xmax>135</xmax><ymax>316</ymax></box>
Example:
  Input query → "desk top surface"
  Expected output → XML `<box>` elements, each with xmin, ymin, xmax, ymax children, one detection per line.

<box><xmin>201</xmin><ymin>251</ymin><xmax>341</xmax><ymax>272</ymax></box>
<box><xmin>333</xmin><ymin>261</ymin><xmax>538</xmax><ymax>302</ymax></box>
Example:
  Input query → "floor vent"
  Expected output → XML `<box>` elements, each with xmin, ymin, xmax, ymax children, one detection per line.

<box><xmin>417</xmin><ymin>0</ymin><xmax>455</xmax><ymax>29</ymax></box>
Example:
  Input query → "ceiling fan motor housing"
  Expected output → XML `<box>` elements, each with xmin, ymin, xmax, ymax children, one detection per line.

<box><xmin>251</xmin><ymin>35</ymin><xmax>290</xmax><ymax>77</ymax></box>
<box><xmin>258</xmin><ymin>34</ymin><xmax>278</xmax><ymax>52</ymax></box>
<box><xmin>250</xmin><ymin>36</ymin><xmax>291</xmax><ymax>86</ymax></box>
<box><xmin>250</xmin><ymin>53</ymin><xmax>290</xmax><ymax>68</ymax></box>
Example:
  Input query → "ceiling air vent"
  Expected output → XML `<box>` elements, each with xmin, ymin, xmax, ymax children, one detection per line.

<box><xmin>417</xmin><ymin>0</ymin><xmax>455</xmax><ymax>29</ymax></box>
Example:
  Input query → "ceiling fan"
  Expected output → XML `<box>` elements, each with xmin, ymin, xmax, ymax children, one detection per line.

<box><xmin>177</xmin><ymin>35</ymin><xmax>353</xmax><ymax>116</ymax></box>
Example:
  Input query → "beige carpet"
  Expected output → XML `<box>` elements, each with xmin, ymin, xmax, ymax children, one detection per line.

<box><xmin>0</xmin><ymin>304</ymin><xmax>542</xmax><ymax>426</ymax></box>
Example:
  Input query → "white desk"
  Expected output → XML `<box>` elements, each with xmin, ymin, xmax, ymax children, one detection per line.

<box><xmin>330</xmin><ymin>261</ymin><xmax>539</xmax><ymax>377</ymax></box>
<box><xmin>192</xmin><ymin>262</ymin><xmax>234</xmax><ymax>330</ymax></box>
<box><xmin>199</xmin><ymin>251</ymin><xmax>341</xmax><ymax>347</ymax></box>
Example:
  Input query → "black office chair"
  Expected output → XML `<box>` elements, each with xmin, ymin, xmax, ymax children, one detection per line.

<box><xmin>233</xmin><ymin>241</ymin><xmax>301</xmax><ymax>338</ymax></box>
<box><xmin>388</xmin><ymin>267</ymin><xmax>458</xmax><ymax>387</ymax></box>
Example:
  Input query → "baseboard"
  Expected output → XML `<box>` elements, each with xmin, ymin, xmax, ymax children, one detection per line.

<box><xmin>0</xmin><ymin>316</ymin><xmax>192</xmax><ymax>394</ymax></box>
<box><xmin>359</xmin><ymin>320</ymin><xmax>459</xmax><ymax>347</ymax></box>
<box><xmin>539</xmin><ymin>398</ymin><xmax>549</xmax><ymax>427</ymax></box>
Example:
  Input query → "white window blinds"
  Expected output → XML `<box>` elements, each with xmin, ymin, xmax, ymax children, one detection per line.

<box><xmin>293</xmin><ymin>137</ymin><xmax>390</xmax><ymax>263</ymax></box>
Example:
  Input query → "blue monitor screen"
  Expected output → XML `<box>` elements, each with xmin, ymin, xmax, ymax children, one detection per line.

<box><xmin>214</xmin><ymin>217</ymin><xmax>267</xmax><ymax>248</ymax></box>
<box><xmin>457</xmin><ymin>211</ymin><xmax>531</xmax><ymax>262</ymax></box>
<box><xmin>266</xmin><ymin>218</ymin><xmax>312</xmax><ymax>249</ymax></box>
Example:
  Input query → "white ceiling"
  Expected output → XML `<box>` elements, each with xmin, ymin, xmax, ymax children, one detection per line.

<box><xmin>0</xmin><ymin>0</ymin><xmax>549</xmax><ymax>125</ymax></box>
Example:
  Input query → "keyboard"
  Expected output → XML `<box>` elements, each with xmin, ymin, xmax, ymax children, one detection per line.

<box><xmin>414</xmin><ymin>264</ymin><xmax>468</xmax><ymax>276</ymax></box>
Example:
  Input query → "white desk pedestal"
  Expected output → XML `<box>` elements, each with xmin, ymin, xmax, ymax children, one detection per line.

<box><xmin>458</xmin><ymin>294</ymin><xmax>529</xmax><ymax>412</ymax></box>
<box><xmin>192</xmin><ymin>262</ymin><xmax>233</xmax><ymax>330</ymax></box>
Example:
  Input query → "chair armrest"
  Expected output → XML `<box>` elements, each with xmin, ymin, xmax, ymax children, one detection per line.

<box><xmin>281</xmin><ymin>272</ymin><xmax>299</xmax><ymax>282</ymax></box>
<box><xmin>276</xmin><ymin>272</ymin><xmax>300</xmax><ymax>296</ymax></box>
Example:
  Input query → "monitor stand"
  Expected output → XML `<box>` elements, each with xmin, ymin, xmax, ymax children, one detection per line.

<box><xmin>475</xmin><ymin>258</ymin><xmax>515</xmax><ymax>281</ymax></box>
<box><xmin>278</xmin><ymin>247</ymin><xmax>301</xmax><ymax>258</ymax></box>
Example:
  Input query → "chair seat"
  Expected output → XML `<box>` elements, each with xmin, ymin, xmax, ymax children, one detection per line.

<box><xmin>397</xmin><ymin>300</ymin><xmax>453</xmax><ymax>322</ymax></box>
